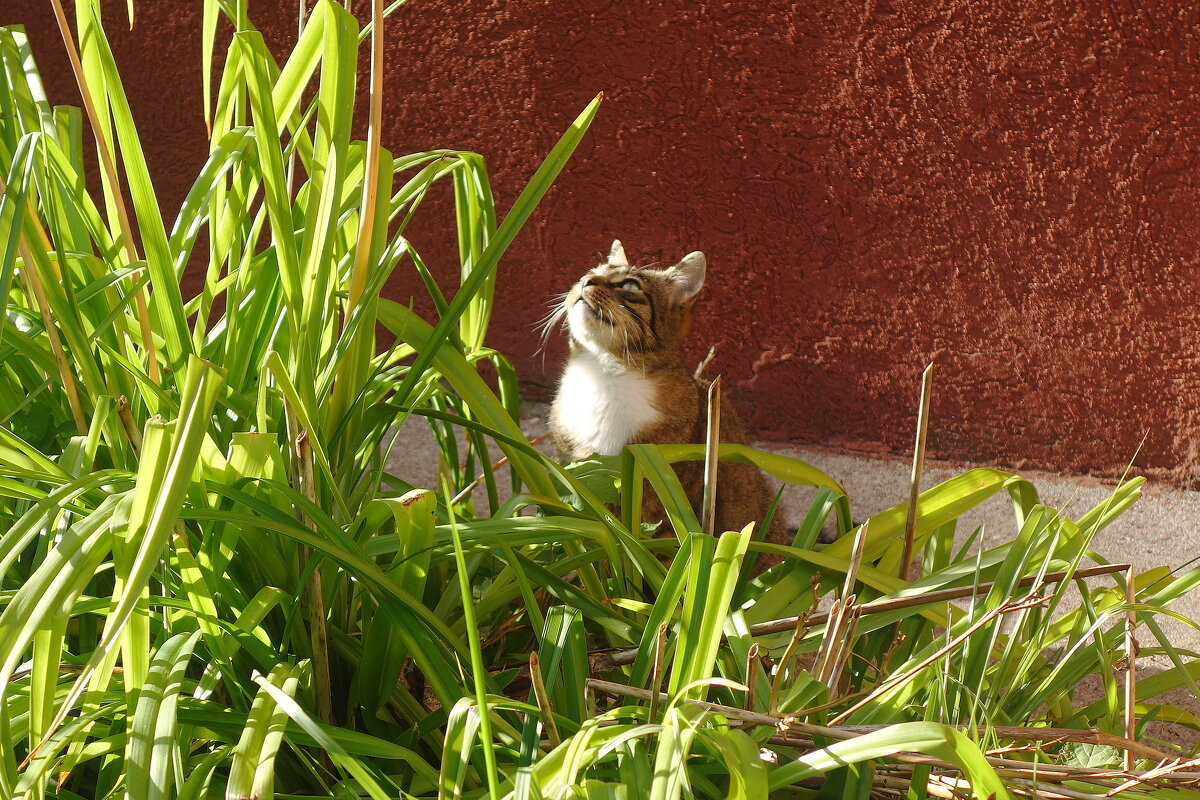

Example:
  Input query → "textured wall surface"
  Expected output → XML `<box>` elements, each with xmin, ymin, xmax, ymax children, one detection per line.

<box><xmin>10</xmin><ymin>1</ymin><xmax>1200</xmax><ymax>482</ymax></box>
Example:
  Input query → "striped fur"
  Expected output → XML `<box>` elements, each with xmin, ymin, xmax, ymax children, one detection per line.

<box><xmin>549</xmin><ymin>241</ymin><xmax>789</xmax><ymax>543</ymax></box>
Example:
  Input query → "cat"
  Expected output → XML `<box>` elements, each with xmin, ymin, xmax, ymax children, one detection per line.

<box><xmin>548</xmin><ymin>240</ymin><xmax>789</xmax><ymax>544</ymax></box>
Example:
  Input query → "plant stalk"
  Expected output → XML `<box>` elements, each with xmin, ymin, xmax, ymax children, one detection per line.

<box><xmin>587</xmin><ymin>679</ymin><xmax>1170</xmax><ymax>763</ymax></box>
<box><xmin>14</xmin><ymin>238</ymin><xmax>87</xmax><ymax>433</ymax></box>
<box><xmin>701</xmin><ymin>376</ymin><xmax>721</xmax><ymax>535</ymax></box>
<box><xmin>592</xmin><ymin>563</ymin><xmax>1130</xmax><ymax>670</ymax></box>
<box><xmin>900</xmin><ymin>362</ymin><xmax>934</xmax><ymax>582</ymax></box>
<box><xmin>528</xmin><ymin>652</ymin><xmax>561</xmax><ymax>748</ymax></box>
<box><xmin>1123</xmin><ymin>564</ymin><xmax>1137</xmax><ymax>771</ymax></box>
<box><xmin>294</xmin><ymin>426</ymin><xmax>334</xmax><ymax>728</ymax></box>
<box><xmin>48</xmin><ymin>0</ymin><xmax>159</xmax><ymax>384</ymax></box>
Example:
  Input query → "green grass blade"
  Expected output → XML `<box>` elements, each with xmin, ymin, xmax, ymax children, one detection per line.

<box><xmin>124</xmin><ymin>630</ymin><xmax>202</xmax><ymax>800</ymax></box>
<box><xmin>768</xmin><ymin>722</ymin><xmax>1011</xmax><ymax>799</ymax></box>
<box><xmin>251</xmin><ymin>669</ymin><xmax>400</xmax><ymax>800</ymax></box>
<box><xmin>227</xmin><ymin>663</ymin><xmax>302</xmax><ymax>800</ymax></box>
<box><xmin>669</xmin><ymin>529</ymin><xmax>751</xmax><ymax>698</ymax></box>
<box><xmin>391</xmin><ymin>95</ymin><xmax>601</xmax><ymax>409</ymax></box>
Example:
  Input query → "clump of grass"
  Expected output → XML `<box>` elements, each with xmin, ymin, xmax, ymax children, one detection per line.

<box><xmin>3</xmin><ymin>2</ymin><xmax>1200</xmax><ymax>798</ymax></box>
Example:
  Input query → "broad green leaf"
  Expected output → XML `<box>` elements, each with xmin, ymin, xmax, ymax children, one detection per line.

<box><xmin>768</xmin><ymin>722</ymin><xmax>1011</xmax><ymax>800</ymax></box>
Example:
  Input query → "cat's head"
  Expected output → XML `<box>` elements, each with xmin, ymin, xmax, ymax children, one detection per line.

<box><xmin>550</xmin><ymin>240</ymin><xmax>707</xmax><ymax>363</ymax></box>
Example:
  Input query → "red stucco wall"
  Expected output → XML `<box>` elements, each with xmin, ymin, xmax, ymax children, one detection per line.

<box><xmin>10</xmin><ymin>1</ymin><xmax>1200</xmax><ymax>483</ymax></box>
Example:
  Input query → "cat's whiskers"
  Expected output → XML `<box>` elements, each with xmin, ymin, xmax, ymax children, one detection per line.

<box><xmin>534</xmin><ymin>294</ymin><xmax>571</xmax><ymax>372</ymax></box>
<box><xmin>593</xmin><ymin>301</ymin><xmax>610</xmax><ymax>326</ymax></box>
<box><xmin>535</xmin><ymin>294</ymin><xmax>570</xmax><ymax>345</ymax></box>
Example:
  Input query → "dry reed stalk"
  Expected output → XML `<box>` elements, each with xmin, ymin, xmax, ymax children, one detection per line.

<box><xmin>587</xmin><ymin>678</ymin><xmax>1171</xmax><ymax>764</ymax></box>
<box><xmin>812</xmin><ymin>522</ymin><xmax>868</xmax><ymax>692</ymax></box>
<box><xmin>744</xmin><ymin>643</ymin><xmax>760</xmax><ymax>711</ymax></box>
<box><xmin>900</xmin><ymin>362</ymin><xmax>934</xmax><ymax>582</ymax></box>
<box><xmin>14</xmin><ymin>237</ymin><xmax>86</xmax><ymax>433</ymax></box>
<box><xmin>48</xmin><ymin>0</ymin><xmax>159</xmax><ymax>384</ymax></box>
<box><xmin>1123</xmin><ymin>564</ymin><xmax>1137</xmax><ymax>772</ymax></box>
<box><xmin>590</xmin><ymin>564</ymin><xmax>1130</xmax><ymax>670</ymax></box>
<box><xmin>702</xmin><ymin>377</ymin><xmax>721</xmax><ymax>535</ymax></box>
<box><xmin>829</xmin><ymin>594</ymin><xmax>1048</xmax><ymax>724</ymax></box>
<box><xmin>769</xmin><ymin>611</ymin><xmax>814</xmax><ymax>714</ymax></box>
<box><xmin>116</xmin><ymin>396</ymin><xmax>142</xmax><ymax>455</ymax></box>
<box><xmin>528</xmin><ymin>652</ymin><xmax>561</xmax><ymax>747</ymax></box>
<box><xmin>648</xmin><ymin>622</ymin><xmax>668</xmax><ymax>723</ymax></box>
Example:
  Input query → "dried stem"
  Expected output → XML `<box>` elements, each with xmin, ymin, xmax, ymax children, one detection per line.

<box><xmin>769</xmin><ymin>610</ymin><xmax>813</xmax><ymax>713</ymax></box>
<box><xmin>702</xmin><ymin>376</ymin><xmax>721</xmax><ymax>535</ymax></box>
<box><xmin>591</xmin><ymin>564</ymin><xmax>1130</xmax><ymax>670</ymax></box>
<box><xmin>116</xmin><ymin>395</ymin><xmax>142</xmax><ymax>456</ymax></box>
<box><xmin>1124</xmin><ymin>564</ymin><xmax>1137</xmax><ymax>771</ymax></box>
<box><xmin>15</xmin><ymin>241</ymin><xmax>86</xmax><ymax>433</ymax></box>
<box><xmin>648</xmin><ymin>623</ymin><xmax>668</xmax><ymax>723</ymax></box>
<box><xmin>901</xmin><ymin>362</ymin><xmax>934</xmax><ymax>583</ymax></box>
<box><xmin>813</xmin><ymin>522</ymin><xmax>867</xmax><ymax>692</ymax></box>
<box><xmin>528</xmin><ymin>653</ymin><xmax>561</xmax><ymax>748</ymax></box>
<box><xmin>816</xmin><ymin>601</ymin><xmax>861</xmax><ymax>696</ymax></box>
<box><xmin>48</xmin><ymin>0</ymin><xmax>159</xmax><ymax>384</ymax></box>
<box><xmin>830</xmin><ymin>594</ymin><xmax>1048</xmax><ymax>724</ymax></box>
<box><xmin>1</xmin><ymin>165</ymin><xmax>86</xmax><ymax>432</ymax></box>
<box><xmin>842</xmin><ymin>520</ymin><xmax>868</xmax><ymax>600</ymax></box>
<box><xmin>586</xmin><ymin>679</ymin><xmax>1171</xmax><ymax>764</ymax></box>
<box><xmin>744</xmin><ymin>643</ymin><xmax>760</xmax><ymax>711</ymax></box>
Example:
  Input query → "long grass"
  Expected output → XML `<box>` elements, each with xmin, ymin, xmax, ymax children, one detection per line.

<box><xmin>3</xmin><ymin>2</ymin><xmax>1200</xmax><ymax>798</ymax></box>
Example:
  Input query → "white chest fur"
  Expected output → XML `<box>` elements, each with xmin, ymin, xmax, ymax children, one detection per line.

<box><xmin>553</xmin><ymin>352</ymin><xmax>662</xmax><ymax>456</ymax></box>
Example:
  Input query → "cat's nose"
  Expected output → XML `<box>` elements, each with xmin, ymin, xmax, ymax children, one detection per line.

<box><xmin>582</xmin><ymin>274</ymin><xmax>602</xmax><ymax>288</ymax></box>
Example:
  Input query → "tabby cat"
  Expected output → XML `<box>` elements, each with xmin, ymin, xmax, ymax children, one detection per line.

<box><xmin>548</xmin><ymin>240</ymin><xmax>788</xmax><ymax>542</ymax></box>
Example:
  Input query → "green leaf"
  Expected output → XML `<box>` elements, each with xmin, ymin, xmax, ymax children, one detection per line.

<box><xmin>768</xmin><ymin>722</ymin><xmax>1011</xmax><ymax>800</ymax></box>
<box><xmin>124</xmin><ymin>630</ymin><xmax>202</xmax><ymax>800</ymax></box>
<box><xmin>391</xmin><ymin>94</ymin><xmax>601</xmax><ymax>410</ymax></box>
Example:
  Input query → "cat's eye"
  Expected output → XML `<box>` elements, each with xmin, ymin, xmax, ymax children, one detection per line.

<box><xmin>618</xmin><ymin>279</ymin><xmax>641</xmax><ymax>291</ymax></box>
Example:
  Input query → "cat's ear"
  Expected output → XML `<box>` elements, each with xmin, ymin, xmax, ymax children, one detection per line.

<box><xmin>667</xmin><ymin>251</ymin><xmax>706</xmax><ymax>305</ymax></box>
<box><xmin>608</xmin><ymin>239</ymin><xmax>630</xmax><ymax>267</ymax></box>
